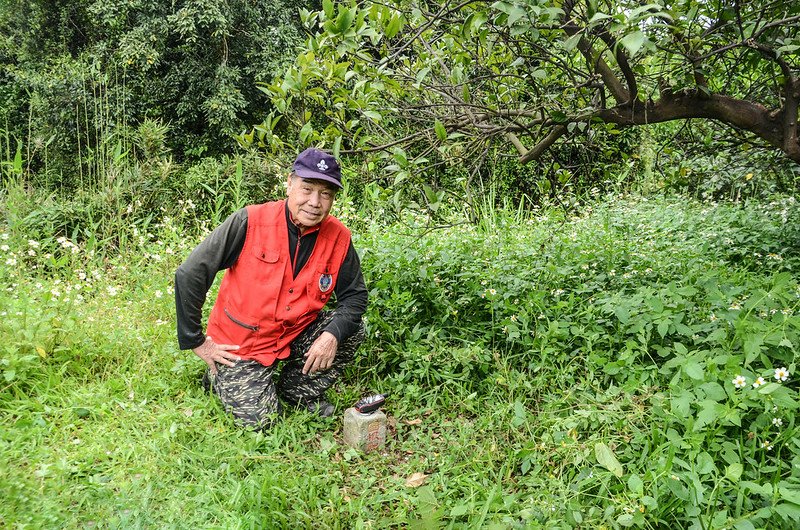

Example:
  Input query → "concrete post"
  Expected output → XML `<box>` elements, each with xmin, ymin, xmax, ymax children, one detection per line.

<box><xmin>343</xmin><ymin>407</ymin><xmax>386</xmax><ymax>452</ymax></box>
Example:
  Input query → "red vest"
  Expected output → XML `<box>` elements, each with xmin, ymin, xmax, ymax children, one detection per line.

<box><xmin>206</xmin><ymin>201</ymin><xmax>351</xmax><ymax>366</ymax></box>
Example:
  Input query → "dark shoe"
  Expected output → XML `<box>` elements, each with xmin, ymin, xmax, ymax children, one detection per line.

<box><xmin>305</xmin><ymin>399</ymin><xmax>335</xmax><ymax>418</ymax></box>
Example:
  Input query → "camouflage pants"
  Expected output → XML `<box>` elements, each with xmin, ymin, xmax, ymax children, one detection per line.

<box><xmin>207</xmin><ymin>311</ymin><xmax>365</xmax><ymax>429</ymax></box>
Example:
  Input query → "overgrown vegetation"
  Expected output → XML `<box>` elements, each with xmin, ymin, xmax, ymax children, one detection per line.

<box><xmin>0</xmin><ymin>0</ymin><xmax>307</xmax><ymax>184</ymax></box>
<box><xmin>2</xmin><ymin>0</ymin><xmax>800</xmax><ymax>527</ymax></box>
<box><xmin>2</xmin><ymin>183</ymin><xmax>799</xmax><ymax>527</ymax></box>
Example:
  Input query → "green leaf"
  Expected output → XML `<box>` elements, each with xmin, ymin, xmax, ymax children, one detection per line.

<box><xmin>774</xmin><ymin>503</ymin><xmax>800</xmax><ymax>522</ymax></box>
<box><xmin>332</xmin><ymin>136</ymin><xmax>342</xmax><ymax>159</ymax></box>
<box><xmin>758</xmin><ymin>382</ymin><xmax>782</xmax><ymax>395</ymax></box>
<box><xmin>725</xmin><ymin>463</ymin><xmax>743</xmax><ymax>482</ymax></box>
<box><xmin>335</xmin><ymin>8</ymin><xmax>356</xmax><ymax>34</ymax></box>
<box><xmin>385</xmin><ymin>15</ymin><xmax>404</xmax><ymax>39</ymax></box>
<box><xmin>758</xmin><ymin>384</ymin><xmax>798</xmax><ymax>409</ymax></box>
<box><xmin>563</xmin><ymin>32</ymin><xmax>582</xmax><ymax>52</ymax></box>
<box><xmin>733</xmin><ymin>520</ymin><xmax>756</xmax><ymax>530</ymax></box>
<box><xmin>695</xmin><ymin>452</ymin><xmax>715</xmax><ymax>475</ymax></box>
<box><xmin>363</xmin><ymin>110</ymin><xmax>382</xmax><ymax>122</ymax></box>
<box><xmin>588</xmin><ymin>12</ymin><xmax>612</xmax><ymax>25</ymax></box>
<box><xmin>616</xmin><ymin>513</ymin><xmax>634</xmax><ymax>527</ymax></box>
<box><xmin>434</xmin><ymin>120</ymin><xmax>447</xmax><ymax>141</ymax></box>
<box><xmin>671</xmin><ymin>389</ymin><xmax>692</xmax><ymax>417</ymax></box>
<box><xmin>646</xmin><ymin>297</ymin><xmax>663</xmax><ymax>312</ymax></box>
<box><xmin>694</xmin><ymin>400</ymin><xmax>724</xmax><ymax>432</ymax></box>
<box><xmin>627</xmin><ymin>473</ymin><xmax>643</xmax><ymax>496</ymax></box>
<box><xmin>465</xmin><ymin>11</ymin><xmax>488</xmax><ymax>35</ymax></box>
<box><xmin>619</xmin><ymin>31</ymin><xmax>646</xmax><ymax>56</ymax></box>
<box><xmin>684</xmin><ymin>360</ymin><xmax>704</xmax><ymax>380</ymax></box>
<box><xmin>780</xmin><ymin>486</ymin><xmax>800</xmax><ymax>505</ymax></box>
<box><xmin>595</xmin><ymin>442</ymin><xmax>623</xmax><ymax>477</ymax></box>
<box><xmin>506</xmin><ymin>6</ymin><xmax>527</xmax><ymax>25</ymax></box>
<box><xmin>614</xmin><ymin>305</ymin><xmax>630</xmax><ymax>324</ymax></box>
<box><xmin>322</xmin><ymin>0</ymin><xmax>334</xmax><ymax>19</ymax></box>
<box><xmin>392</xmin><ymin>147</ymin><xmax>408</xmax><ymax>165</ymax></box>
<box><xmin>628</xmin><ymin>4</ymin><xmax>665</xmax><ymax>21</ymax></box>
<box><xmin>666</xmin><ymin>476</ymin><xmax>689</xmax><ymax>501</ymax></box>
<box><xmin>699</xmin><ymin>382</ymin><xmax>726</xmax><ymax>402</ymax></box>
<box><xmin>744</xmin><ymin>335</ymin><xmax>763</xmax><ymax>363</ymax></box>
<box><xmin>741</xmin><ymin>480</ymin><xmax>772</xmax><ymax>497</ymax></box>
<box><xmin>299</xmin><ymin>121</ymin><xmax>314</xmax><ymax>143</ymax></box>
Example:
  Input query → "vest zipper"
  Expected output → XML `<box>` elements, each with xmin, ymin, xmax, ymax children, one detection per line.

<box><xmin>293</xmin><ymin>235</ymin><xmax>302</xmax><ymax>278</ymax></box>
<box><xmin>224</xmin><ymin>308</ymin><xmax>259</xmax><ymax>331</ymax></box>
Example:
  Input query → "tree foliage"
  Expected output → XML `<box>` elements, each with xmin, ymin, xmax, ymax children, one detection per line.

<box><xmin>0</xmin><ymin>0</ymin><xmax>308</xmax><ymax>182</ymax></box>
<box><xmin>251</xmin><ymin>0</ymin><xmax>800</xmax><ymax>187</ymax></box>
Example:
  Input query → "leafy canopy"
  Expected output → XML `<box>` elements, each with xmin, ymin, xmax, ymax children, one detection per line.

<box><xmin>248</xmin><ymin>0</ymin><xmax>800</xmax><ymax>180</ymax></box>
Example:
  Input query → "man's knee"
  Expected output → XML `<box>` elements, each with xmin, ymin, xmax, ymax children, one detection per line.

<box><xmin>337</xmin><ymin>319</ymin><xmax>366</xmax><ymax>361</ymax></box>
<box><xmin>234</xmin><ymin>405</ymin><xmax>281</xmax><ymax>431</ymax></box>
<box><xmin>210</xmin><ymin>360</ymin><xmax>280</xmax><ymax>429</ymax></box>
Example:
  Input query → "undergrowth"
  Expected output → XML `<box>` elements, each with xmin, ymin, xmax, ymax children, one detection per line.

<box><xmin>1</xmin><ymin>192</ymin><xmax>799</xmax><ymax>529</ymax></box>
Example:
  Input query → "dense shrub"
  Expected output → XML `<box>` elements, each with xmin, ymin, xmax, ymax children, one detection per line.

<box><xmin>352</xmin><ymin>195</ymin><xmax>800</xmax><ymax>527</ymax></box>
<box><xmin>0</xmin><ymin>0</ymin><xmax>308</xmax><ymax>186</ymax></box>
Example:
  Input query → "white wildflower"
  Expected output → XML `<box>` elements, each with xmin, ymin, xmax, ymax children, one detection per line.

<box><xmin>774</xmin><ymin>367</ymin><xmax>790</xmax><ymax>382</ymax></box>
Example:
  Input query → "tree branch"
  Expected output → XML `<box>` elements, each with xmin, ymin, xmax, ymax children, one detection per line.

<box><xmin>561</xmin><ymin>1</ymin><xmax>629</xmax><ymax>105</ymax></box>
<box><xmin>592</xmin><ymin>26</ymin><xmax>638</xmax><ymax>104</ymax></box>
<box><xmin>561</xmin><ymin>25</ymin><xmax>629</xmax><ymax>105</ymax></box>
<box><xmin>747</xmin><ymin>40</ymin><xmax>800</xmax><ymax>158</ymax></box>
<box><xmin>594</xmin><ymin>91</ymin><xmax>800</xmax><ymax>163</ymax></box>
<box><xmin>519</xmin><ymin>125</ymin><xmax>568</xmax><ymax>164</ymax></box>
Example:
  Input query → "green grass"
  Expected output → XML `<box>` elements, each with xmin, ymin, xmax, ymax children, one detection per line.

<box><xmin>2</xmin><ymin>193</ymin><xmax>800</xmax><ymax>528</ymax></box>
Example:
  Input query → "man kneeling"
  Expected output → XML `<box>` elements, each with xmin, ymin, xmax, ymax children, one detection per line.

<box><xmin>174</xmin><ymin>148</ymin><xmax>367</xmax><ymax>429</ymax></box>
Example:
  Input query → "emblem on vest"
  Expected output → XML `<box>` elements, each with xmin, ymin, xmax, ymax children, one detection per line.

<box><xmin>319</xmin><ymin>273</ymin><xmax>333</xmax><ymax>292</ymax></box>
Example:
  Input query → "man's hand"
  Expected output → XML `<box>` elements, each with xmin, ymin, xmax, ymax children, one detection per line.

<box><xmin>193</xmin><ymin>336</ymin><xmax>241</xmax><ymax>375</ymax></box>
<box><xmin>303</xmin><ymin>331</ymin><xmax>338</xmax><ymax>375</ymax></box>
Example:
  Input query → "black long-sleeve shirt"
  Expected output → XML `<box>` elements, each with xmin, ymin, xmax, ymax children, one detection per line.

<box><xmin>175</xmin><ymin>204</ymin><xmax>368</xmax><ymax>350</ymax></box>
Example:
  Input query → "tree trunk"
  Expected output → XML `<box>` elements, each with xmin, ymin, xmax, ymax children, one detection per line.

<box><xmin>594</xmin><ymin>90</ymin><xmax>800</xmax><ymax>163</ymax></box>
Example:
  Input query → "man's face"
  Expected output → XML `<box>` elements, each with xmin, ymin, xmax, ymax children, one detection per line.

<box><xmin>286</xmin><ymin>175</ymin><xmax>337</xmax><ymax>231</ymax></box>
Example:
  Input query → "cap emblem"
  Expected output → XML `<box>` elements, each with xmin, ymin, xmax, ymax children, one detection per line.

<box><xmin>317</xmin><ymin>160</ymin><xmax>329</xmax><ymax>172</ymax></box>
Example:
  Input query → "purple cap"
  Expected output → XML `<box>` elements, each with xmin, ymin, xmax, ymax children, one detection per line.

<box><xmin>292</xmin><ymin>148</ymin><xmax>342</xmax><ymax>188</ymax></box>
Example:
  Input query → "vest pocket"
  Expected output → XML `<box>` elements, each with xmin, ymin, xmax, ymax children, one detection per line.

<box><xmin>254</xmin><ymin>248</ymin><xmax>280</xmax><ymax>264</ymax></box>
<box><xmin>224</xmin><ymin>308</ymin><xmax>259</xmax><ymax>331</ymax></box>
<box><xmin>309</xmin><ymin>265</ymin><xmax>335</xmax><ymax>303</ymax></box>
